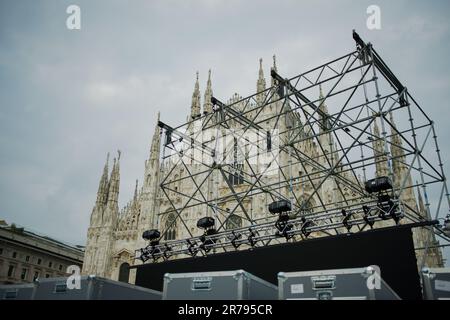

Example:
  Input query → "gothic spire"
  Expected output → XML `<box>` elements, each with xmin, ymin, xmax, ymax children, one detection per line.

<box><xmin>203</xmin><ymin>69</ymin><xmax>213</xmax><ymax>114</ymax></box>
<box><xmin>318</xmin><ymin>84</ymin><xmax>330</xmax><ymax>133</ymax></box>
<box><xmin>191</xmin><ymin>71</ymin><xmax>201</xmax><ymax>119</ymax></box>
<box><xmin>334</xmin><ymin>142</ymin><xmax>340</xmax><ymax>169</ymax></box>
<box><xmin>389</xmin><ymin>111</ymin><xmax>404</xmax><ymax>176</ymax></box>
<box><xmin>389</xmin><ymin>112</ymin><xmax>400</xmax><ymax>149</ymax></box>
<box><xmin>149</xmin><ymin>112</ymin><xmax>161</xmax><ymax>160</ymax></box>
<box><xmin>318</xmin><ymin>84</ymin><xmax>328</xmax><ymax>113</ymax></box>
<box><xmin>107</xmin><ymin>150</ymin><xmax>121</xmax><ymax>208</ymax></box>
<box><xmin>257</xmin><ymin>58</ymin><xmax>266</xmax><ymax>93</ymax></box>
<box><xmin>93</xmin><ymin>152</ymin><xmax>110</xmax><ymax>210</ymax></box>
<box><xmin>271</xmin><ymin>55</ymin><xmax>278</xmax><ymax>86</ymax></box>
<box><xmin>134</xmin><ymin>179</ymin><xmax>139</xmax><ymax>200</ymax></box>
<box><xmin>372</xmin><ymin>115</ymin><xmax>389</xmax><ymax>177</ymax></box>
<box><xmin>416</xmin><ymin>182</ymin><xmax>426</xmax><ymax>216</ymax></box>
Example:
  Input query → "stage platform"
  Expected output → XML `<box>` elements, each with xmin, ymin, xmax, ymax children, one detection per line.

<box><xmin>132</xmin><ymin>224</ymin><xmax>424</xmax><ymax>300</ymax></box>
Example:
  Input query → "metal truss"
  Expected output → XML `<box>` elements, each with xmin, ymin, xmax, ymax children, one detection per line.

<box><xmin>137</xmin><ymin>31</ymin><xmax>450</xmax><ymax>264</ymax></box>
<box><xmin>138</xmin><ymin>197</ymin><xmax>408</xmax><ymax>262</ymax></box>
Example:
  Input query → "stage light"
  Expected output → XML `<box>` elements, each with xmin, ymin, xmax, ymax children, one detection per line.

<box><xmin>199</xmin><ymin>234</ymin><xmax>216</xmax><ymax>253</ymax></box>
<box><xmin>444</xmin><ymin>214</ymin><xmax>450</xmax><ymax>237</ymax></box>
<box><xmin>362</xmin><ymin>205</ymin><xmax>370</xmax><ymax>215</ymax></box>
<box><xmin>269</xmin><ymin>200</ymin><xmax>293</xmax><ymax>239</ymax></box>
<box><xmin>365</xmin><ymin>176</ymin><xmax>393</xmax><ymax>194</ymax></box>
<box><xmin>230</xmin><ymin>231</ymin><xmax>243</xmax><ymax>249</ymax></box>
<box><xmin>142</xmin><ymin>244</ymin><xmax>161</xmax><ymax>261</ymax></box>
<box><xmin>248</xmin><ymin>228</ymin><xmax>258</xmax><ymax>247</ymax></box>
<box><xmin>162</xmin><ymin>244</ymin><xmax>172</xmax><ymax>260</ymax></box>
<box><xmin>151</xmin><ymin>247</ymin><xmax>162</xmax><ymax>260</ymax></box>
<box><xmin>301</xmin><ymin>217</ymin><xmax>313</xmax><ymax>237</ymax></box>
<box><xmin>139</xmin><ymin>248</ymin><xmax>150</xmax><ymax>263</ymax></box>
<box><xmin>197</xmin><ymin>216</ymin><xmax>215</xmax><ymax>230</ymax></box>
<box><xmin>140</xmin><ymin>229</ymin><xmax>167</xmax><ymax>261</ymax></box>
<box><xmin>376</xmin><ymin>194</ymin><xmax>392</xmax><ymax>220</ymax></box>
<box><xmin>342</xmin><ymin>209</ymin><xmax>353</xmax><ymax>231</ymax></box>
<box><xmin>376</xmin><ymin>194</ymin><xmax>402</xmax><ymax>224</ymax></box>
<box><xmin>268</xmin><ymin>200</ymin><xmax>292</xmax><ymax>214</ymax></box>
<box><xmin>197</xmin><ymin>217</ymin><xmax>217</xmax><ymax>252</ymax></box>
<box><xmin>388</xmin><ymin>200</ymin><xmax>403</xmax><ymax>224</ymax></box>
<box><xmin>186</xmin><ymin>239</ymin><xmax>199</xmax><ymax>257</ymax></box>
<box><xmin>142</xmin><ymin>229</ymin><xmax>160</xmax><ymax>241</ymax></box>
<box><xmin>362</xmin><ymin>205</ymin><xmax>375</xmax><ymax>228</ymax></box>
<box><xmin>377</xmin><ymin>194</ymin><xmax>391</xmax><ymax>203</ymax></box>
<box><xmin>276</xmin><ymin>212</ymin><xmax>290</xmax><ymax>224</ymax></box>
<box><xmin>275</xmin><ymin>213</ymin><xmax>294</xmax><ymax>240</ymax></box>
<box><xmin>142</xmin><ymin>229</ymin><xmax>161</xmax><ymax>250</ymax></box>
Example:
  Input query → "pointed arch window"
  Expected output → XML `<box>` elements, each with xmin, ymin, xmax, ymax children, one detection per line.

<box><xmin>267</xmin><ymin>131</ymin><xmax>272</xmax><ymax>152</ymax></box>
<box><xmin>226</xmin><ymin>214</ymin><xmax>242</xmax><ymax>230</ymax></box>
<box><xmin>164</xmin><ymin>212</ymin><xmax>177</xmax><ymax>241</ymax></box>
<box><xmin>300</xmin><ymin>197</ymin><xmax>315</xmax><ymax>215</ymax></box>
<box><xmin>228</xmin><ymin>138</ymin><xmax>244</xmax><ymax>185</ymax></box>
<box><xmin>229</xmin><ymin>163</ymin><xmax>244</xmax><ymax>186</ymax></box>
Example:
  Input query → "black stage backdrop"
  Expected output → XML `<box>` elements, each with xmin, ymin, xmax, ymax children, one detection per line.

<box><xmin>133</xmin><ymin>225</ymin><xmax>422</xmax><ymax>299</ymax></box>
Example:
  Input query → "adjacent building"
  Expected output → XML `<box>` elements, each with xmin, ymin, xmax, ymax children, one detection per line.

<box><xmin>0</xmin><ymin>220</ymin><xmax>84</xmax><ymax>285</ymax></box>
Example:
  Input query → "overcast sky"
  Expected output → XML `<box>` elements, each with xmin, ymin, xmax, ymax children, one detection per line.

<box><xmin>1</xmin><ymin>0</ymin><xmax>449</xmax><ymax>264</ymax></box>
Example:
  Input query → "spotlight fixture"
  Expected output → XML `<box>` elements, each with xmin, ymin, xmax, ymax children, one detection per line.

<box><xmin>151</xmin><ymin>247</ymin><xmax>162</xmax><ymax>260</ymax></box>
<box><xmin>275</xmin><ymin>212</ymin><xmax>294</xmax><ymax>239</ymax></box>
<box><xmin>376</xmin><ymin>194</ymin><xmax>402</xmax><ymax>224</ymax></box>
<box><xmin>269</xmin><ymin>200</ymin><xmax>293</xmax><ymax>239</ymax></box>
<box><xmin>142</xmin><ymin>229</ymin><xmax>160</xmax><ymax>241</ymax></box>
<box><xmin>163</xmin><ymin>244</ymin><xmax>172</xmax><ymax>259</ymax></box>
<box><xmin>142</xmin><ymin>229</ymin><xmax>161</xmax><ymax>247</ymax></box>
<box><xmin>197</xmin><ymin>217</ymin><xmax>217</xmax><ymax>252</ymax></box>
<box><xmin>197</xmin><ymin>216</ymin><xmax>215</xmax><ymax>230</ymax></box>
<box><xmin>139</xmin><ymin>248</ymin><xmax>150</xmax><ymax>263</ymax></box>
<box><xmin>186</xmin><ymin>239</ymin><xmax>199</xmax><ymax>257</ymax></box>
<box><xmin>362</xmin><ymin>205</ymin><xmax>375</xmax><ymax>228</ymax></box>
<box><xmin>199</xmin><ymin>237</ymin><xmax>216</xmax><ymax>252</ymax></box>
<box><xmin>389</xmin><ymin>200</ymin><xmax>403</xmax><ymax>224</ymax></box>
<box><xmin>365</xmin><ymin>176</ymin><xmax>393</xmax><ymax>194</ymax></box>
<box><xmin>269</xmin><ymin>200</ymin><xmax>292</xmax><ymax>214</ymax></box>
<box><xmin>300</xmin><ymin>217</ymin><xmax>313</xmax><ymax>237</ymax></box>
<box><xmin>248</xmin><ymin>228</ymin><xmax>258</xmax><ymax>247</ymax></box>
<box><xmin>377</xmin><ymin>194</ymin><xmax>392</xmax><ymax>220</ymax></box>
<box><xmin>341</xmin><ymin>209</ymin><xmax>353</xmax><ymax>231</ymax></box>
<box><xmin>230</xmin><ymin>231</ymin><xmax>243</xmax><ymax>249</ymax></box>
<box><xmin>444</xmin><ymin>214</ymin><xmax>450</xmax><ymax>237</ymax></box>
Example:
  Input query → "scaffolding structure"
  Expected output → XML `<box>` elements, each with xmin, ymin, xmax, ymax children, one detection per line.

<box><xmin>137</xmin><ymin>31</ymin><xmax>450</xmax><ymax>266</ymax></box>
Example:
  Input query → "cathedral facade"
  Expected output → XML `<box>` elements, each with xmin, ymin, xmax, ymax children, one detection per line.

<box><xmin>81</xmin><ymin>57</ymin><xmax>444</xmax><ymax>283</ymax></box>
